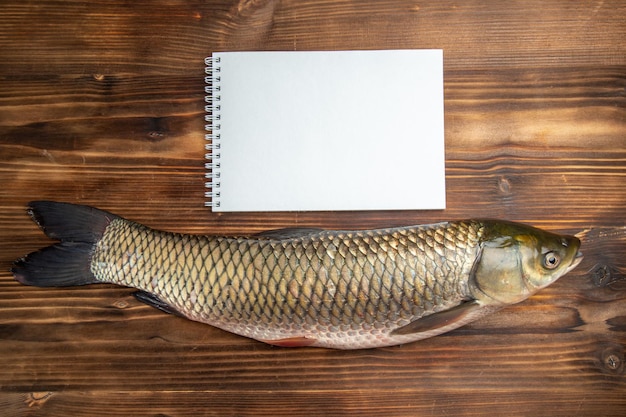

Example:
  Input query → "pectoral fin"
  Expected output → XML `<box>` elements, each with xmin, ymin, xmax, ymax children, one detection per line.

<box><xmin>391</xmin><ymin>300</ymin><xmax>483</xmax><ymax>336</ymax></box>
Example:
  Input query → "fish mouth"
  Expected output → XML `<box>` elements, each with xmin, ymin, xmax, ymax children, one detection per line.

<box><xmin>565</xmin><ymin>251</ymin><xmax>584</xmax><ymax>274</ymax></box>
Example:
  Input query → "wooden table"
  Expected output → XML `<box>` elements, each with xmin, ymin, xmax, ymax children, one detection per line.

<box><xmin>1</xmin><ymin>1</ymin><xmax>624</xmax><ymax>415</ymax></box>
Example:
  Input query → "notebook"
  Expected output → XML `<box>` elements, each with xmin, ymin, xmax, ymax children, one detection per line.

<box><xmin>204</xmin><ymin>50</ymin><xmax>445</xmax><ymax>212</ymax></box>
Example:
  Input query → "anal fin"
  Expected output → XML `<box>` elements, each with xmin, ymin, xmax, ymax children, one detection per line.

<box><xmin>133</xmin><ymin>291</ymin><xmax>184</xmax><ymax>318</ymax></box>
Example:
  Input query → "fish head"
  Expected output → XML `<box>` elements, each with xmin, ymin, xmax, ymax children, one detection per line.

<box><xmin>470</xmin><ymin>221</ymin><xmax>583</xmax><ymax>305</ymax></box>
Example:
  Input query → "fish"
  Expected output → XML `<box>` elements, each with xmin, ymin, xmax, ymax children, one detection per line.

<box><xmin>12</xmin><ymin>201</ymin><xmax>583</xmax><ymax>349</ymax></box>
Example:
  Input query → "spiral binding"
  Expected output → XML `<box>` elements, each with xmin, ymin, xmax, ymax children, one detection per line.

<box><xmin>204</xmin><ymin>56</ymin><xmax>222</xmax><ymax>208</ymax></box>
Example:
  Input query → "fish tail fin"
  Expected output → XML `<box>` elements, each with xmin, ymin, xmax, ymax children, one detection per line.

<box><xmin>12</xmin><ymin>201</ymin><xmax>120</xmax><ymax>287</ymax></box>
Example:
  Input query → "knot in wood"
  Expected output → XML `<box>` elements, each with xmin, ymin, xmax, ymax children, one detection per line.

<box><xmin>24</xmin><ymin>392</ymin><xmax>55</xmax><ymax>408</ymax></box>
<box><xmin>497</xmin><ymin>177</ymin><xmax>512</xmax><ymax>195</ymax></box>
<box><xmin>113</xmin><ymin>299</ymin><xmax>129</xmax><ymax>309</ymax></box>
<box><xmin>146</xmin><ymin>130</ymin><xmax>167</xmax><ymax>141</ymax></box>
<box><xmin>601</xmin><ymin>346</ymin><xmax>624</xmax><ymax>375</ymax></box>
<box><xmin>146</xmin><ymin>117</ymin><xmax>168</xmax><ymax>141</ymax></box>
<box><xmin>591</xmin><ymin>264</ymin><xmax>620</xmax><ymax>287</ymax></box>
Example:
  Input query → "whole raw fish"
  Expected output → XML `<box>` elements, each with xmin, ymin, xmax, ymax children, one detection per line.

<box><xmin>13</xmin><ymin>201</ymin><xmax>583</xmax><ymax>349</ymax></box>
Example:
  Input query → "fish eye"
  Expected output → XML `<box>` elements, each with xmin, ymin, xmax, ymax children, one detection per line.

<box><xmin>543</xmin><ymin>252</ymin><xmax>561</xmax><ymax>269</ymax></box>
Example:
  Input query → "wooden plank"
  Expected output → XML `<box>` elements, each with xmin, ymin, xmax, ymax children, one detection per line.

<box><xmin>0</xmin><ymin>0</ymin><xmax>624</xmax><ymax>416</ymax></box>
<box><xmin>3</xmin><ymin>389</ymin><xmax>626</xmax><ymax>417</ymax></box>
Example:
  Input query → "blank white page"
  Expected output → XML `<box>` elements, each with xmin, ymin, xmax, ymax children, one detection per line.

<box><xmin>205</xmin><ymin>50</ymin><xmax>445</xmax><ymax>212</ymax></box>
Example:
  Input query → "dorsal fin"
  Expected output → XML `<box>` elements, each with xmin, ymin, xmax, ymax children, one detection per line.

<box><xmin>255</xmin><ymin>228</ymin><xmax>323</xmax><ymax>240</ymax></box>
<box><xmin>391</xmin><ymin>300</ymin><xmax>483</xmax><ymax>336</ymax></box>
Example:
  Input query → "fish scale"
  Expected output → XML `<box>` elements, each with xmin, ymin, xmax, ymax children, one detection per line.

<box><xmin>89</xmin><ymin>218</ymin><xmax>482</xmax><ymax>347</ymax></box>
<box><xmin>13</xmin><ymin>201</ymin><xmax>583</xmax><ymax>350</ymax></box>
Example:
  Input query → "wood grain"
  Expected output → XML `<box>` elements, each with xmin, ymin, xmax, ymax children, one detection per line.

<box><xmin>0</xmin><ymin>0</ymin><xmax>624</xmax><ymax>416</ymax></box>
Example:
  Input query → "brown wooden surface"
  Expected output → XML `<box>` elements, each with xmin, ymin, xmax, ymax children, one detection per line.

<box><xmin>1</xmin><ymin>1</ymin><xmax>624</xmax><ymax>416</ymax></box>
